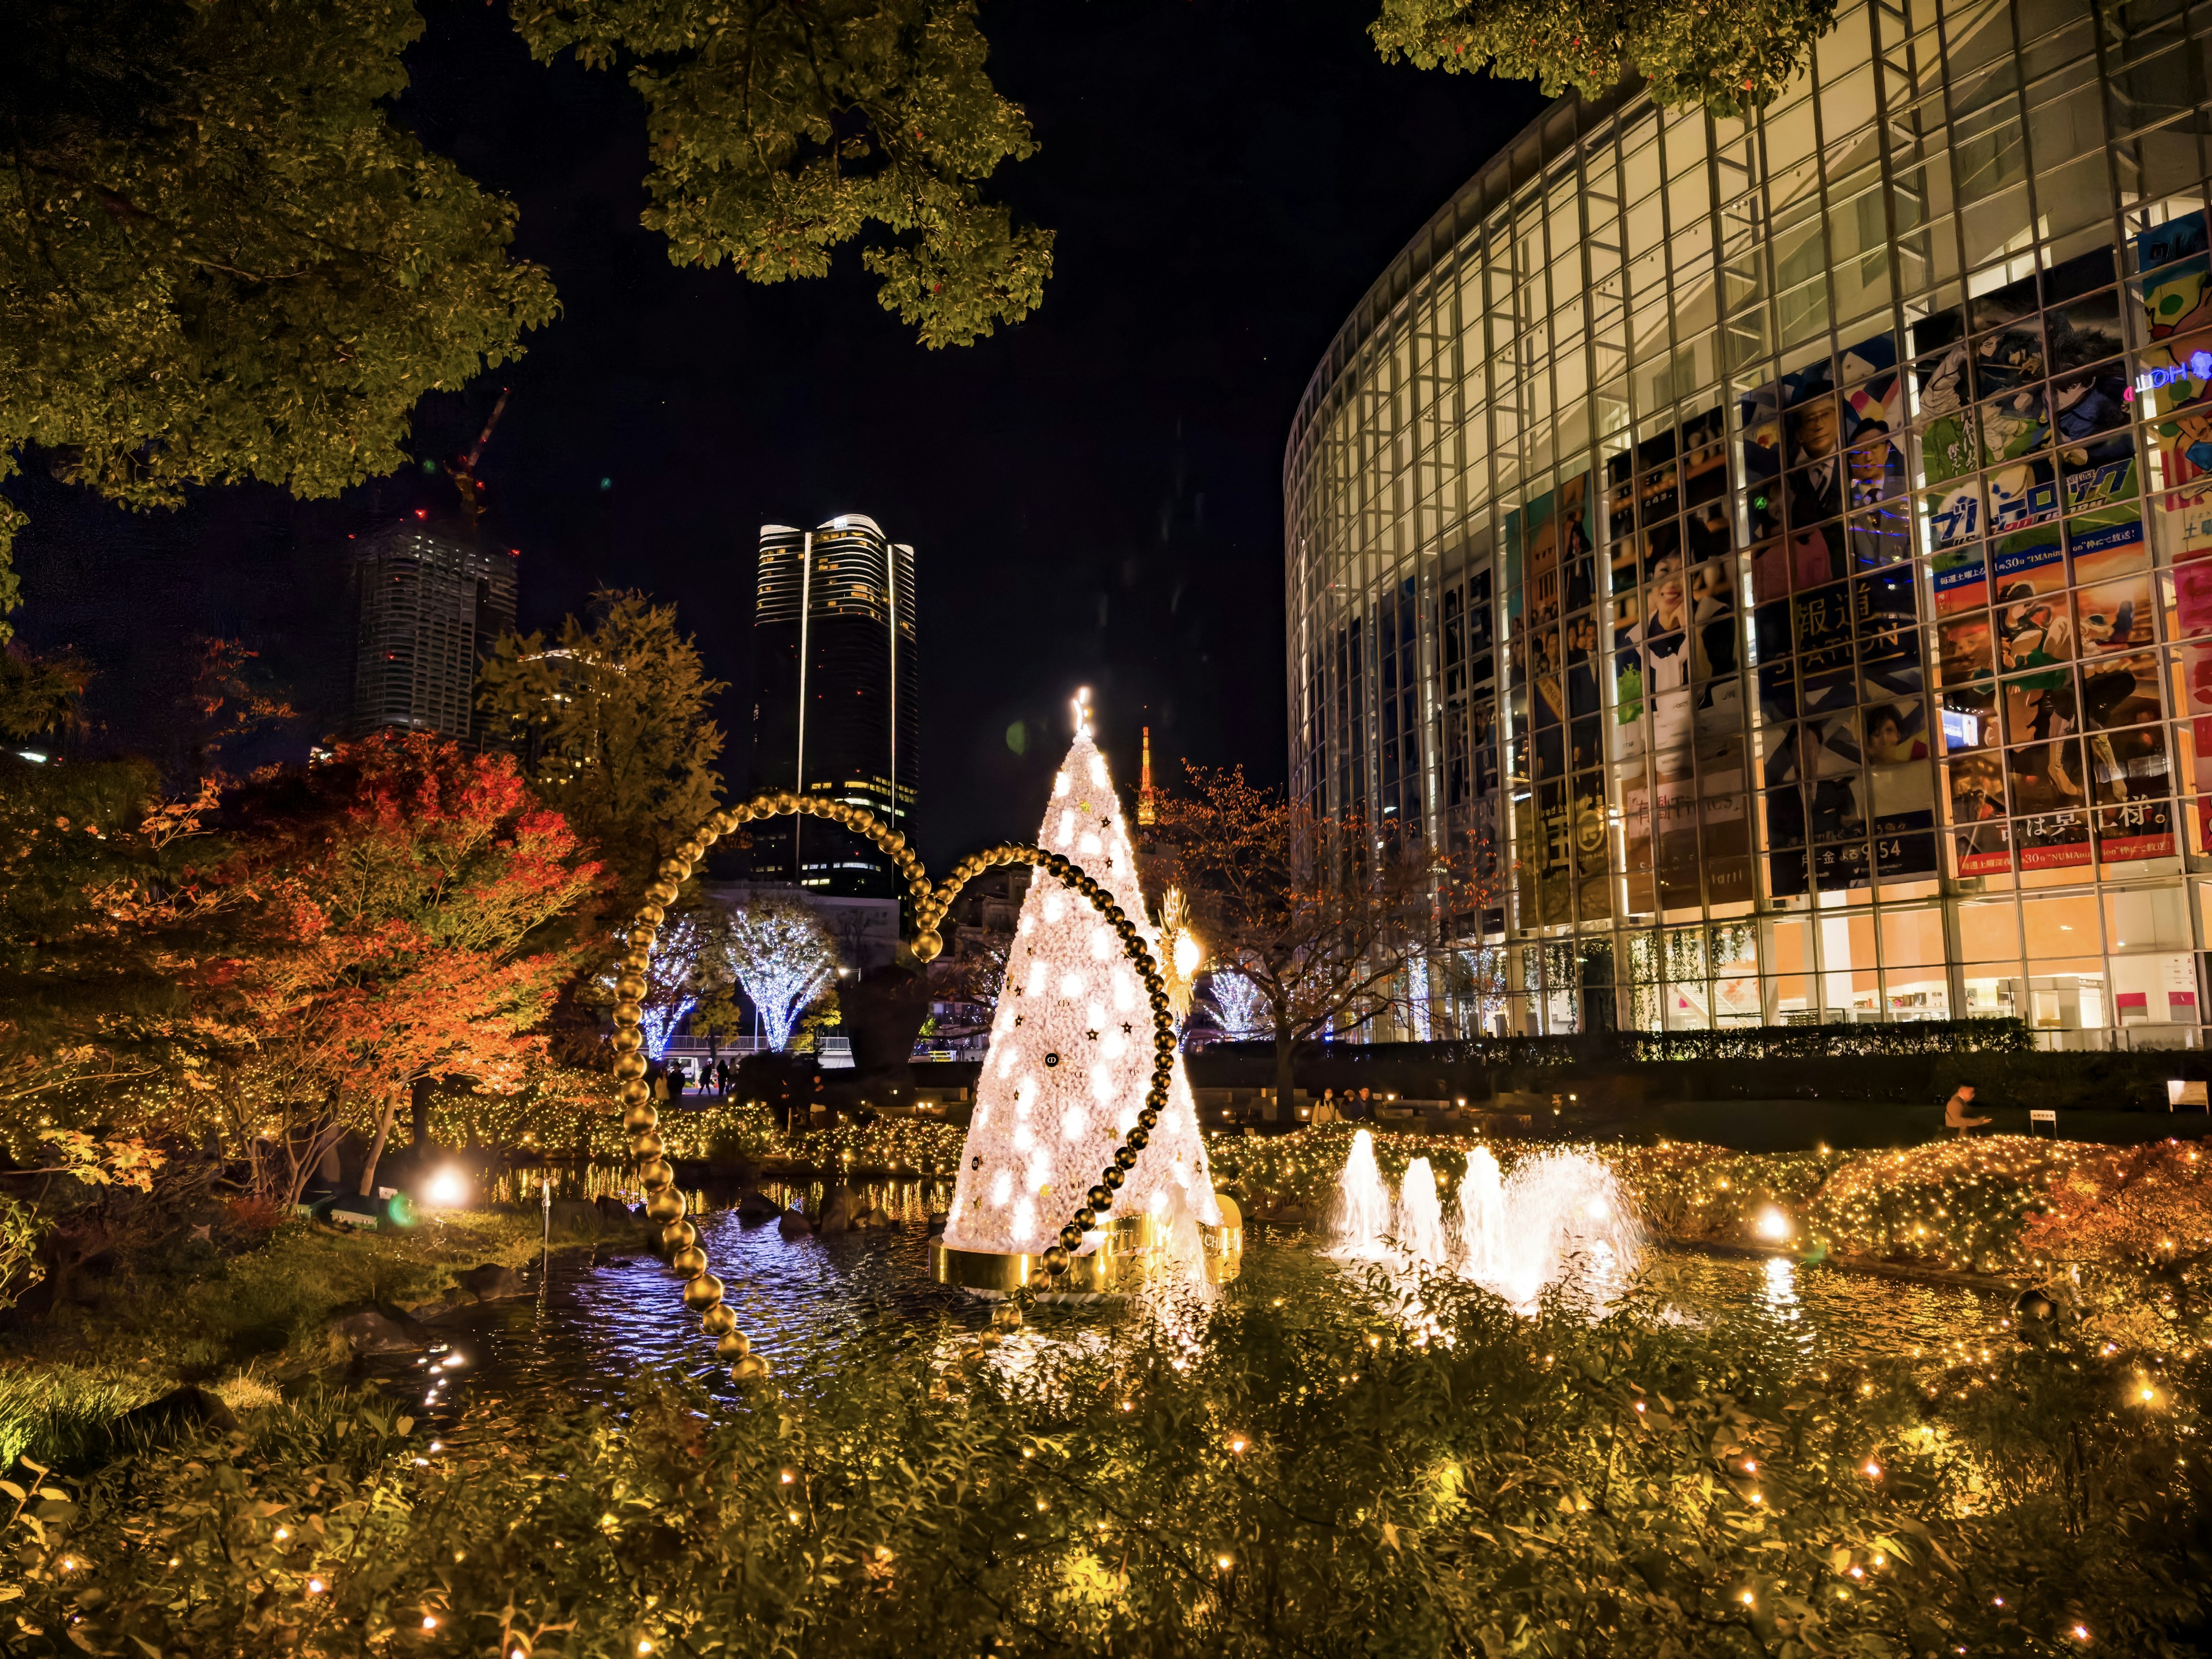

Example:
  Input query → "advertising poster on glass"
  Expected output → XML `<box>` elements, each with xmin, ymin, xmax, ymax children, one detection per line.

<box><xmin>2079</xmin><ymin>649</ymin><xmax>2174</xmax><ymax>862</ymax></box>
<box><xmin>1912</xmin><ymin>308</ymin><xmax>1980</xmax><ymax>551</ymax></box>
<box><xmin>2133</xmin><ymin>211</ymin><xmax>2212</xmax><ymax>564</ymax></box>
<box><xmin>1933</xmin><ymin>543</ymin><xmax>1994</xmax><ymax>685</ymax></box>
<box><xmin>1946</xmin><ymin>750</ymin><xmax>2012</xmax><ymax>876</ymax></box>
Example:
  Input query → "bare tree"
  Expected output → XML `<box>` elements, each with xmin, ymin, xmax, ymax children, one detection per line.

<box><xmin>1142</xmin><ymin>765</ymin><xmax>1488</xmax><ymax>1109</ymax></box>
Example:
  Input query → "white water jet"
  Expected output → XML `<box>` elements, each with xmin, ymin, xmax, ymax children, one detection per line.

<box><xmin>1332</xmin><ymin>1128</ymin><xmax>1394</xmax><ymax>1259</ymax></box>
<box><xmin>1397</xmin><ymin>1157</ymin><xmax>1449</xmax><ymax>1268</ymax></box>
<box><xmin>1456</xmin><ymin>1146</ymin><xmax>1506</xmax><ymax>1283</ymax></box>
<box><xmin>1456</xmin><ymin>1149</ymin><xmax>1644</xmax><ymax>1309</ymax></box>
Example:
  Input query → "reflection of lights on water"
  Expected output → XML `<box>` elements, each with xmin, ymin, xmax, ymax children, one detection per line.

<box><xmin>1762</xmin><ymin>1256</ymin><xmax>1800</xmax><ymax>1316</ymax></box>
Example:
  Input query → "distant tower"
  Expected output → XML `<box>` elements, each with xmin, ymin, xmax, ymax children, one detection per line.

<box><xmin>1138</xmin><ymin>725</ymin><xmax>1158</xmax><ymax>828</ymax></box>
<box><xmin>751</xmin><ymin>514</ymin><xmax>919</xmax><ymax>896</ymax></box>
<box><xmin>346</xmin><ymin>509</ymin><xmax>516</xmax><ymax>745</ymax></box>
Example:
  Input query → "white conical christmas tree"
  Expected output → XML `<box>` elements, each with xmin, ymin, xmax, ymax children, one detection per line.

<box><xmin>942</xmin><ymin>725</ymin><xmax>1220</xmax><ymax>1257</ymax></box>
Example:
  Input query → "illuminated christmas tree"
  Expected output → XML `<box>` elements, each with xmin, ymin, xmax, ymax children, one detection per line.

<box><xmin>941</xmin><ymin>721</ymin><xmax>1221</xmax><ymax>1262</ymax></box>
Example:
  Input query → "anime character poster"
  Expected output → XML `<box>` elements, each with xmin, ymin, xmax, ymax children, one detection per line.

<box><xmin>2081</xmin><ymin>650</ymin><xmax>2175</xmax><ymax>862</ymax></box>
<box><xmin>2071</xmin><ymin>508</ymin><xmax>2153</xmax><ymax>660</ymax></box>
<box><xmin>1991</xmin><ymin>522</ymin><xmax>2071</xmax><ymax>677</ymax></box>
<box><xmin>1912</xmin><ymin>312</ymin><xmax>1981</xmax><ymax>551</ymax></box>
<box><xmin>1947</xmin><ymin>751</ymin><xmax>2012</xmax><ymax>875</ymax></box>
<box><xmin>1933</xmin><ymin>544</ymin><xmax>1994</xmax><ymax>684</ymax></box>
<box><xmin>2134</xmin><ymin>210</ymin><xmax>2212</xmax><ymax>562</ymax></box>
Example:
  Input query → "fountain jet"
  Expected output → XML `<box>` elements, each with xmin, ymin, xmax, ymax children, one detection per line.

<box><xmin>1457</xmin><ymin>1149</ymin><xmax>1642</xmax><ymax>1309</ymax></box>
<box><xmin>1398</xmin><ymin>1157</ymin><xmax>1448</xmax><ymax>1268</ymax></box>
<box><xmin>1331</xmin><ymin>1128</ymin><xmax>1393</xmax><ymax>1259</ymax></box>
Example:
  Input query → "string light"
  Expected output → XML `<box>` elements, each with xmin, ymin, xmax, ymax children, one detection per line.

<box><xmin>941</xmin><ymin>724</ymin><xmax>1221</xmax><ymax>1259</ymax></box>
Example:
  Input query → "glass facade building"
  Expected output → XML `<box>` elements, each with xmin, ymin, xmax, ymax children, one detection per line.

<box><xmin>1285</xmin><ymin>0</ymin><xmax>2212</xmax><ymax>1046</ymax></box>
<box><xmin>751</xmin><ymin>514</ymin><xmax>919</xmax><ymax>897</ymax></box>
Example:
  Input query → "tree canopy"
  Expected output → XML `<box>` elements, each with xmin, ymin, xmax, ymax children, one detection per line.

<box><xmin>512</xmin><ymin>0</ymin><xmax>1054</xmax><ymax>349</ymax></box>
<box><xmin>1369</xmin><ymin>0</ymin><xmax>1839</xmax><ymax>119</ymax></box>
<box><xmin>477</xmin><ymin>588</ymin><xmax>727</xmax><ymax>913</ymax></box>
<box><xmin>0</xmin><ymin>0</ymin><xmax>1050</xmax><ymax>638</ymax></box>
<box><xmin>0</xmin><ymin>0</ymin><xmax>559</xmax><ymax>634</ymax></box>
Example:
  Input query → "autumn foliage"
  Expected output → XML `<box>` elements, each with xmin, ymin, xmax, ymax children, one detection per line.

<box><xmin>1141</xmin><ymin>763</ymin><xmax>1486</xmax><ymax>1101</ymax></box>
<box><xmin>7</xmin><ymin>733</ymin><xmax>610</xmax><ymax>1199</ymax></box>
<box><xmin>194</xmin><ymin>734</ymin><xmax>608</xmax><ymax>1187</ymax></box>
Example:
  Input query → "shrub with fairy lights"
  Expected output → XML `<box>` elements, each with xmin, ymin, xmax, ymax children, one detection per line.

<box><xmin>1206</xmin><ymin>1127</ymin><xmax>2212</xmax><ymax>1281</ymax></box>
<box><xmin>12</xmin><ymin>1246</ymin><xmax>2212</xmax><ymax>1656</ymax></box>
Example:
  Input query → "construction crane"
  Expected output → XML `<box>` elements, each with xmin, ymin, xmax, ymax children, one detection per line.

<box><xmin>450</xmin><ymin>387</ymin><xmax>512</xmax><ymax>538</ymax></box>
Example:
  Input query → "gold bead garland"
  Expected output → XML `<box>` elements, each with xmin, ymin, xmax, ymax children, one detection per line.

<box><xmin>608</xmin><ymin>794</ymin><xmax>1180</xmax><ymax>1384</ymax></box>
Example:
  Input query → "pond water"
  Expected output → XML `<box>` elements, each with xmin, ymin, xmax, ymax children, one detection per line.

<box><xmin>379</xmin><ymin>1178</ymin><xmax>2010</xmax><ymax>1433</ymax></box>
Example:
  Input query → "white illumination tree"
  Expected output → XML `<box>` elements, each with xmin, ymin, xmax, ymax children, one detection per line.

<box><xmin>622</xmin><ymin>910</ymin><xmax>710</xmax><ymax>1057</ymax></box>
<box><xmin>725</xmin><ymin>896</ymin><xmax>838</xmax><ymax>1052</ymax></box>
<box><xmin>1202</xmin><ymin>969</ymin><xmax>1272</xmax><ymax>1041</ymax></box>
<box><xmin>942</xmin><ymin>722</ymin><xmax>1221</xmax><ymax>1257</ymax></box>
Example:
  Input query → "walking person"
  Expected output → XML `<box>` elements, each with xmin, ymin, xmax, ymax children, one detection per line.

<box><xmin>1943</xmin><ymin>1082</ymin><xmax>1992</xmax><ymax>1139</ymax></box>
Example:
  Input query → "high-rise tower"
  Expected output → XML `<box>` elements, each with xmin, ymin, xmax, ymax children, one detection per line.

<box><xmin>345</xmin><ymin>509</ymin><xmax>517</xmax><ymax>745</ymax></box>
<box><xmin>751</xmin><ymin>514</ymin><xmax>919</xmax><ymax>896</ymax></box>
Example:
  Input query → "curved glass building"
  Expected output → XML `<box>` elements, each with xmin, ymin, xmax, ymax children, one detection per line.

<box><xmin>1285</xmin><ymin>0</ymin><xmax>2212</xmax><ymax>1044</ymax></box>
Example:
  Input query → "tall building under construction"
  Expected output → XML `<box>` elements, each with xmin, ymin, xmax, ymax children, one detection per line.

<box><xmin>345</xmin><ymin>509</ymin><xmax>517</xmax><ymax>745</ymax></box>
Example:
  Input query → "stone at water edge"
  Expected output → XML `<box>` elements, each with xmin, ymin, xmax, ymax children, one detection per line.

<box><xmin>546</xmin><ymin>1197</ymin><xmax>603</xmax><ymax>1237</ymax></box>
<box><xmin>736</xmin><ymin>1190</ymin><xmax>782</xmax><ymax>1222</ymax></box>
<box><xmin>595</xmin><ymin>1195</ymin><xmax>639</xmax><ymax>1225</ymax></box>
<box><xmin>327</xmin><ymin>1305</ymin><xmax>433</xmax><ymax>1357</ymax></box>
<box><xmin>778</xmin><ymin>1209</ymin><xmax>816</xmax><ymax>1240</ymax></box>
<box><xmin>817</xmin><ymin>1187</ymin><xmax>857</xmax><ymax>1233</ymax></box>
<box><xmin>457</xmin><ymin>1263</ymin><xmax>526</xmax><ymax>1301</ymax></box>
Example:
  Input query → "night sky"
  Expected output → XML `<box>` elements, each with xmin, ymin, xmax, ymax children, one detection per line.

<box><xmin>9</xmin><ymin>0</ymin><xmax>1543</xmax><ymax>867</ymax></box>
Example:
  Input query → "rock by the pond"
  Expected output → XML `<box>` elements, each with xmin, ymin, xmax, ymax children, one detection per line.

<box><xmin>456</xmin><ymin>1262</ymin><xmax>525</xmax><ymax>1301</ymax></box>
<box><xmin>327</xmin><ymin>1305</ymin><xmax>433</xmax><ymax>1357</ymax></box>
<box><xmin>778</xmin><ymin>1208</ymin><xmax>816</xmax><ymax>1240</ymax></box>
<box><xmin>596</xmin><ymin>1194</ymin><xmax>639</xmax><ymax>1225</ymax></box>
<box><xmin>848</xmin><ymin>1200</ymin><xmax>889</xmax><ymax>1230</ymax></box>
<box><xmin>547</xmin><ymin>1197</ymin><xmax>605</xmax><ymax>1237</ymax></box>
<box><xmin>736</xmin><ymin>1189</ymin><xmax>782</xmax><ymax>1222</ymax></box>
<box><xmin>925</xmin><ymin>1211</ymin><xmax>948</xmax><ymax>1234</ymax></box>
<box><xmin>817</xmin><ymin>1187</ymin><xmax>857</xmax><ymax>1233</ymax></box>
<box><xmin>112</xmin><ymin>1385</ymin><xmax>239</xmax><ymax>1446</ymax></box>
<box><xmin>406</xmin><ymin>1287</ymin><xmax>468</xmax><ymax>1320</ymax></box>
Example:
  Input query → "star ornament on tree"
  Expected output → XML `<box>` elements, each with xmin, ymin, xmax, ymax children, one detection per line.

<box><xmin>940</xmin><ymin>726</ymin><xmax>1219</xmax><ymax>1258</ymax></box>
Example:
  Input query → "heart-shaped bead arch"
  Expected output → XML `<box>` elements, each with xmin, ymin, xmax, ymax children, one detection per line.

<box><xmin>608</xmin><ymin>792</ymin><xmax>1180</xmax><ymax>1385</ymax></box>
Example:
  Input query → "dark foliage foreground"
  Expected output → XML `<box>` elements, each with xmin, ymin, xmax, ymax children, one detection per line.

<box><xmin>7</xmin><ymin>1255</ymin><xmax>2209</xmax><ymax>1657</ymax></box>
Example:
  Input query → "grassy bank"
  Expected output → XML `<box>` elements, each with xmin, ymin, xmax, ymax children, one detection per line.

<box><xmin>0</xmin><ymin>1209</ymin><xmax>559</xmax><ymax>1471</ymax></box>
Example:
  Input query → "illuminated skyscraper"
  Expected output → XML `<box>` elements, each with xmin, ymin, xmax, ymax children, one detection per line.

<box><xmin>751</xmin><ymin>514</ymin><xmax>919</xmax><ymax>896</ymax></box>
<box><xmin>346</xmin><ymin>509</ymin><xmax>516</xmax><ymax>745</ymax></box>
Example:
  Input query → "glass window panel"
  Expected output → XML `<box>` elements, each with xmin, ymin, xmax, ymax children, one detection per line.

<box><xmin>2021</xmin><ymin>891</ymin><xmax>2101</xmax><ymax>955</ymax></box>
<box><xmin>2104</xmin><ymin>886</ymin><xmax>2191</xmax><ymax>950</ymax></box>
<box><xmin>1956</xmin><ymin>897</ymin><xmax>2024</xmax><ymax>961</ymax></box>
<box><xmin>1878</xmin><ymin>905</ymin><xmax>1949</xmax><ymax>965</ymax></box>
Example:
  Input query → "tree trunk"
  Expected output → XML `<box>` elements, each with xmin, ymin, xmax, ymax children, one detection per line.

<box><xmin>357</xmin><ymin>1099</ymin><xmax>398</xmax><ymax>1197</ymax></box>
<box><xmin>1272</xmin><ymin>1032</ymin><xmax>1297</xmax><ymax>1123</ymax></box>
<box><xmin>409</xmin><ymin>1073</ymin><xmax>435</xmax><ymax>1152</ymax></box>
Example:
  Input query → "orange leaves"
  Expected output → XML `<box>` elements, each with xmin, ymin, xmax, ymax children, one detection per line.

<box><xmin>161</xmin><ymin>732</ymin><xmax>608</xmax><ymax>1113</ymax></box>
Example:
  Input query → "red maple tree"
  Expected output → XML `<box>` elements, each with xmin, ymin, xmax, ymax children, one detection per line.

<box><xmin>188</xmin><ymin>733</ymin><xmax>609</xmax><ymax>1193</ymax></box>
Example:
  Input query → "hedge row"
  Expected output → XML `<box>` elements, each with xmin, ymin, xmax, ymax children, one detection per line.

<box><xmin>1205</xmin><ymin>1017</ymin><xmax>2035</xmax><ymax>1069</ymax></box>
